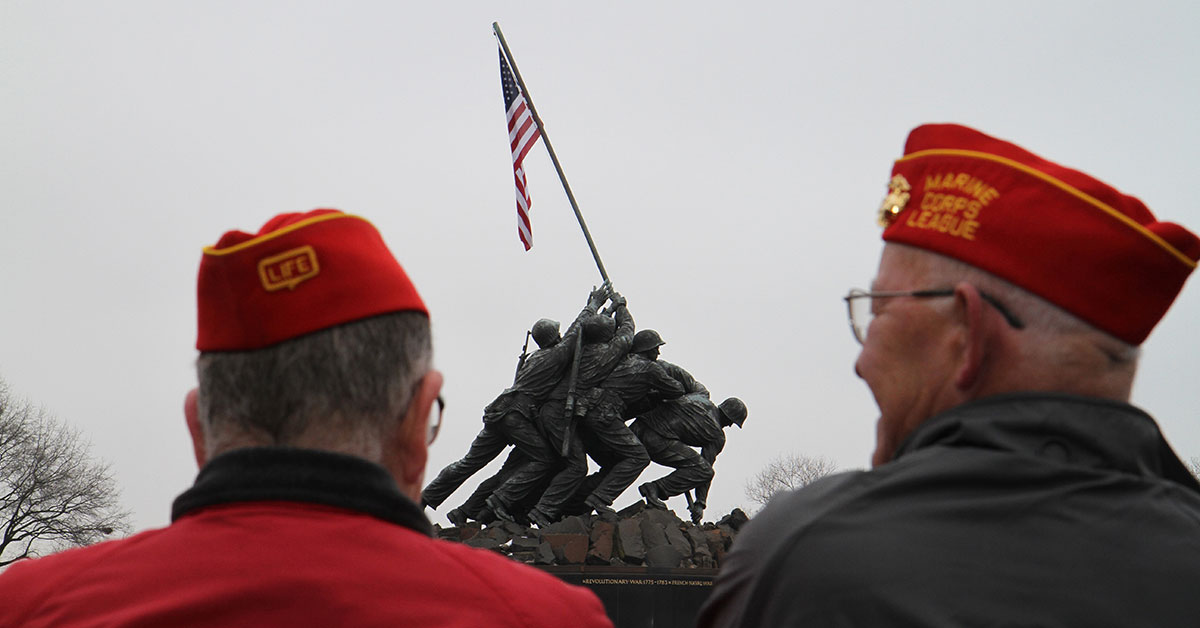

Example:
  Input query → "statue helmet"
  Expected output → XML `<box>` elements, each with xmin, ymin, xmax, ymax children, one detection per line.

<box><xmin>581</xmin><ymin>314</ymin><xmax>616</xmax><ymax>343</ymax></box>
<box><xmin>631</xmin><ymin>329</ymin><xmax>666</xmax><ymax>354</ymax></box>
<box><xmin>530</xmin><ymin>318</ymin><xmax>561</xmax><ymax>348</ymax></box>
<box><xmin>718</xmin><ymin>397</ymin><xmax>747</xmax><ymax>428</ymax></box>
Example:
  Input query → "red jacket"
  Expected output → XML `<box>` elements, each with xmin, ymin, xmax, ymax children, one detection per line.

<box><xmin>0</xmin><ymin>448</ymin><xmax>613</xmax><ymax>628</ymax></box>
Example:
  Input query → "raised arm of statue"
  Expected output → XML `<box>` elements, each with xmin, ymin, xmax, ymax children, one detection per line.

<box><xmin>612</xmin><ymin>300</ymin><xmax>635</xmax><ymax>351</ymax></box>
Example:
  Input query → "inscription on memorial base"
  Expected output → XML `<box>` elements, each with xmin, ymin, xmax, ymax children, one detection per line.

<box><xmin>548</xmin><ymin>565</ymin><xmax>717</xmax><ymax>628</ymax></box>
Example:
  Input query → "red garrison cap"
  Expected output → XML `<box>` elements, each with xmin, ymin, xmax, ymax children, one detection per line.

<box><xmin>877</xmin><ymin>124</ymin><xmax>1199</xmax><ymax>345</ymax></box>
<box><xmin>197</xmin><ymin>209</ymin><xmax>427</xmax><ymax>351</ymax></box>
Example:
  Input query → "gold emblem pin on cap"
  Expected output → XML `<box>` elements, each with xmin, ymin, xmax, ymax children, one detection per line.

<box><xmin>877</xmin><ymin>174</ymin><xmax>911</xmax><ymax>227</ymax></box>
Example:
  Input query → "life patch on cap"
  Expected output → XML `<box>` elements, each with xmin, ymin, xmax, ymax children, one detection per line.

<box><xmin>878</xmin><ymin>124</ymin><xmax>1199</xmax><ymax>345</ymax></box>
<box><xmin>197</xmin><ymin>209</ymin><xmax>427</xmax><ymax>351</ymax></box>
<box><xmin>257</xmin><ymin>245</ymin><xmax>320</xmax><ymax>292</ymax></box>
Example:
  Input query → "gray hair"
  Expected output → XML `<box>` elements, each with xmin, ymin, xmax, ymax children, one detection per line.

<box><xmin>196</xmin><ymin>312</ymin><xmax>432</xmax><ymax>451</ymax></box>
<box><xmin>893</xmin><ymin>244</ymin><xmax>1141</xmax><ymax>367</ymax></box>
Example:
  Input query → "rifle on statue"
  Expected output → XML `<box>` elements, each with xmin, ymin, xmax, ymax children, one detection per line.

<box><xmin>684</xmin><ymin>490</ymin><xmax>703</xmax><ymax>524</ymax></box>
<box><xmin>514</xmin><ymin>330</ymin><xmax>532</xmax><ymax>383</ymax></box>
<box><xmin>560</xmin><ymin>330</ymin><xmax>584</xmax><ymax>457</ymax></box>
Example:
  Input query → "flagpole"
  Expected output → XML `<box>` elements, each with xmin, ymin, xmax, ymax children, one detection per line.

<box><xmin>493</xmin><ymin>22</ymin><xmax>610</xmax><ymax>285</ymax></box>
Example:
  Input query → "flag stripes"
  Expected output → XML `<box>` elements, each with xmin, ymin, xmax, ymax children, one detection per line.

<box><xmin>500</xmin><ymin>48</ymin><xmax>542</xmax><ymax>251</ymax></box>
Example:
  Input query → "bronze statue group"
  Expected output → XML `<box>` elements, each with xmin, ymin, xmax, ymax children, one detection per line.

<box><xmin>421</xmin><ymin>284</ymin><xmax>747</xmax><ymax>527</ymax></box>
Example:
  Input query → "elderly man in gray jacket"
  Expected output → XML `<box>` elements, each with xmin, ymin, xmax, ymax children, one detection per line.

<box><xmin>698</xmin><ymin>124</ymin><xmax>1200</xmax><ymax>628</ymax></box>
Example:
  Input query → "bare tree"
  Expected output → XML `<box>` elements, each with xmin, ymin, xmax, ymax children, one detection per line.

<box><xmin>744</xmin><ymin>454</ymin><xmax>839</xmax><ymax>511</ymax></box>
<box><xmin>1</xmin><ymin>379</ymin><xmax>131</xmax><ymax>566</ymax></box>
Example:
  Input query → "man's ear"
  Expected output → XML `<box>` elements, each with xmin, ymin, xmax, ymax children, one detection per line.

<box><xmin>184</xmin><ymin>388</ymin><xmax>207</xmax><ymax>468</ymax></box>
<box><xmin>952</xmin><ymin>282</ymin><xmax>990</xmax><ymax>391</ymax></box>
<box><xmin>390</xmin><ymin>370</ymin><xmax>443</xmax><ymax>500</ymax></box>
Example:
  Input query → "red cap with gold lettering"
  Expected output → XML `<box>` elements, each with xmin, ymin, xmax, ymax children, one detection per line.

<box><xmin>196</xmin><ymin>209</ymin><xmax>427</xmax><ymax>351</ymax></box>
<box><xmin>877</xmin><ymin>124</ymin><xmax>1199</xmax><ymax>345</ymax></box>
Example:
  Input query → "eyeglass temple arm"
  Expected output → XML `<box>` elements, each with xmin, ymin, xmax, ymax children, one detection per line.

<box><xmin>978</xmin><ymin>292</ymin><xmax>1025</xmax><ymax>330</ymax></box>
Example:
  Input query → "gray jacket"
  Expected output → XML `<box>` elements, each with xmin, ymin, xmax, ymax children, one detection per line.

<box><xmin>698</xmin><ymin>393</ymin><xmax>1200</xmax><ymax>628</ymax></box>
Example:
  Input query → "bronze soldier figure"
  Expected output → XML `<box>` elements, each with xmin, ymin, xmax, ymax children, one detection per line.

<box><xmin>421</xmin><ymin>287</ymin><xmax>608</xmax><ymax>522</ymax></box>
<box><xmin>633</xmin><ymin>395</ymin><xmax>747</xmax><ymax>523</ymax></box>
<box><xmin>567</xmin><ymin>329</ymin><xmax>688</xmax><ymax>519</ymax></box>
<box><xmin>519</xmin><ymin>293</ymin><xmax>635</xmax><ymax>526</ymax></box>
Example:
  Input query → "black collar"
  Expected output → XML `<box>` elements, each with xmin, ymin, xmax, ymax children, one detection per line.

<box><xmin>171</xmin><ymin>447</ymin><xmax>432</xmax><ymax>536</ymax></box>
<box><xmin>897</xmin><ymin>392</ymin><xmax>1200</xmax><ymax>492</ymax></box>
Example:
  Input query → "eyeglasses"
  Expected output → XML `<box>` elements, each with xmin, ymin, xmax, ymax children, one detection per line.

<box><xmin>427</xmin><ymin>396</ymin><xmax>445</xmax><ymax>445</ymax></box>
<box><xmin>843</xmin><ymin>288</ymin><xmax>1025</xmax><ymax>345</ymax></box>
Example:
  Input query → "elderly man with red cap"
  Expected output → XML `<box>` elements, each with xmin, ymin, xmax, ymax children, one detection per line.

<box><xmin>0</xmin><ymin>210</ymin><xmax>613</xmax><ymax>628</ymax></box>
<box><xmin>698</xmin><ymin>125</ymin><xmax>1200</xmax><ymax>628</ymax></box>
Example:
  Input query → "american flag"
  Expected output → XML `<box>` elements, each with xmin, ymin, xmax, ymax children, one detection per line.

<box><xmin>499</xmin><ymin>48</ymin><xmax>542</xmax><ymax>251</ymax></box>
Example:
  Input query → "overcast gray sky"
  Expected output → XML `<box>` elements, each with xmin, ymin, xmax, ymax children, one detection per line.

<box><xmin>3</xmin><ymin>1</ymin><xmax>1198</xmax><ymax>532</ymax></box>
